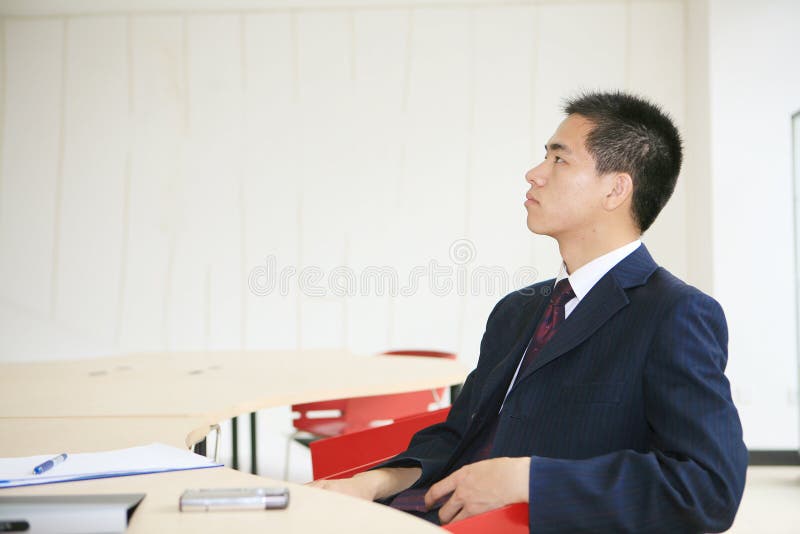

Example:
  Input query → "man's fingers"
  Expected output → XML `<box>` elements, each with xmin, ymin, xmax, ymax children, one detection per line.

<box><xmin>437</xmin><ymin>492</ymin><xmax>463</xmax><ymax>525</ymax></box>
<box><xmin>449</xmin><ymin>507</ymin><xmax>472</xmax><ymax>524</ymax></box>
<box><xmin>425</xmin><ymin>472</ymin><xmax>456</xmax><ymax>508</ymax></box>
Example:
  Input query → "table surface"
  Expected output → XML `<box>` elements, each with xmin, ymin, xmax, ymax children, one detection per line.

<box><xmin>0</xmin><ymin>350</ymin><xmax>468</xmax><ymax>532</ymax></box>
<box><xmin>0</xmin><ymin>417</ymin><xmax>210</xmax><ymax>457</ymax></box>
<box><xmin>2</xmin><ymin>463</ymin><xmax>797</xmax><ymax>533</ymax></box>
<box><xmin>0</xmin><ymin>349</ymin><xmax>469</xmax><ymax>449</ymax></box>
<box><xmin>0</xmin><ymin>466</ymin><xmax>444</xmax><ymax>533</ymax></box>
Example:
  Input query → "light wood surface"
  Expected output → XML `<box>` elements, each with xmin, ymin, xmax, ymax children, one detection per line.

<box><xmin>0</xmin><ymin>350</ymin><xmax>466</xmax><ymax>531</ymax></box>
<box><xmin>0</xmin><ymin>466</ymin><xmax>443</xmax><ymax>533</ymax></box>
<box><xmin>3</xmin><ymin>463</ymin><xmax>797</xmax><ymax>533</ymax></box>
<box><xmin>0</xmin><ymin>417</ymin><xmax>211</xmax><ymax>457</ymax></box>
<box><xmin>0</xmin><ymin>350</ymin><xmax>468</xmax><ymax>420</ymax></box>
<box><xmin>0</xmin><ymin>349</ymin><xmax>469</xmax><ymax>453</ymax></box>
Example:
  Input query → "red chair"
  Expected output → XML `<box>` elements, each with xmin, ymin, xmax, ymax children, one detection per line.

<box><xmin>285</xmin><ymin>350</ymin><xmax>456</xmax><ymax>478</ymax></box>
<box><xmin>293</xmin><ymin>350</ymin><xmax>457</xmax><ymax>436</ymax></box>
<box><xmin>311</xmin><ymin>407</ymin><xmax>451</xmax><ymax>480</ymax></box>
<box><xmin>309</xmin><ymin>407</ymin><xmax>530</xmax><ymax>533</ymax></box>
<box><xmin>441</xmin><ymin>503</ymin><xmax>528</xmax><ymax>533</ymax></box>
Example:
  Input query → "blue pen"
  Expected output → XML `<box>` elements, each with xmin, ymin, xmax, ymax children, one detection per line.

<box><xmin>32</xmin><ymin>453</ymin><xmax>68</xmax><ymax>475</ymax></box>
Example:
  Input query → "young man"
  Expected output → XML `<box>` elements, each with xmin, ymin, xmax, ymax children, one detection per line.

<box><xmin>310</xmin><ymin>91</ymin><xmax>747</xmax><ymax>533</ymax></box>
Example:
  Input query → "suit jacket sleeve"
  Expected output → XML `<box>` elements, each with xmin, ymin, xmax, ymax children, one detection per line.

<box><xmin>370</xmin><ymin>293</ymin><xmax>511</xmax><ymax>489</ymax></box>
<box><xmin>528</xmin><ymin>291</ymin><xmax>748</xmax><ymax>533</ymax></box>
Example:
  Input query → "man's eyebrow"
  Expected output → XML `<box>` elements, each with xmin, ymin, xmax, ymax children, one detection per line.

<box><xmin>545</xmin><ymin>143</ymin><xmax>572</xmax><ymax>154</ymax></box>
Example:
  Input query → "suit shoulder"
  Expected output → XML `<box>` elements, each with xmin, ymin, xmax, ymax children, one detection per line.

<box><xmin>501</xmin><ymin>279</ymin><xmax>555</xmax><ymax>308</ymax></box>
<box><xmin>483</xmin><ymin>278</ymin><xmax>554</xmax><ymax>325</ymax></box>
<box><xmin>642</xmin><ymin>267</ymin><xmax>725</xmax><ymax>313</ymax></box>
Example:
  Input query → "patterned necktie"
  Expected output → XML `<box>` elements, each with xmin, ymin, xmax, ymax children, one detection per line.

<box><xmin>464</xmin><ymin>278</ymin><xmax>576</xmax><ymax>461</ymax></box>
<box><xmin>387</xmin><ymin>278</ymin><xmax>577</xmax><ymax>516</ymax></box>
<box><xmin>515</xmin><ymin>277</ymin><xmax>576</xmax><ymax>380</ymax></box>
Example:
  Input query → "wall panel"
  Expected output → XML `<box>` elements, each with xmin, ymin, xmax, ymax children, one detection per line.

<box><xmin>242</xmin><ymin>12</ymin><xmax>300</xmax><ymax>350</ymax></box>
<box><xmin>0</xmin><ymin>19</ymin><xmax>62</xmax><ymax>320</ymax></box>
<box><xmin>0</xmin><ymin>1</ymin><xmax>698</xmax><ymax>381</ymax></box>
<box><xmin>55</xmin><ymin>17</ymin><xmax>127</xmax><ymax>346</ymax></box>
<box><xmin>121</xmin><ymin>15</ymin><xmax>184</xmax><ymax>352</ymax></box>
<box><xmin>628</xmin><ymin>0</ymin><xmax>687</xmax><ymax>278</ymax></box>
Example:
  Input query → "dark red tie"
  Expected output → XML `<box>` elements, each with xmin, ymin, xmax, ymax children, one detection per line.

<box><xmin>515</xmin><ymin>277</ymin><xmax>575</xmax><ymax>381</ymax></box>
<box><xmin>463</xmin><ymin>278</ymin><xmax>576</xmax><ymax>461</ymax></box>
<box><xmin>387</xmin><ymin>278</ymin><xmax>576</xmax><ymax>516</ymax></box>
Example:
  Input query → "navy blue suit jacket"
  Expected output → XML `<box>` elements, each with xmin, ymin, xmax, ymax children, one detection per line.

<box><xmin>378</xmin><ymin>244</ymin><xmax>747</xmax><ymax>532</ymax></box>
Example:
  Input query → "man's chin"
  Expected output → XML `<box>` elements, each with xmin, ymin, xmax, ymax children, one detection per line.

<box><xmin>526</xmin><ymin>220</ymin><xmax>549</xmax><ymax>237</ymax></box>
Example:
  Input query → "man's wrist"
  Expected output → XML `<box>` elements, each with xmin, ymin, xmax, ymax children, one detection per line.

<box><xmin>513</xmin><ymin>457</ymin><xmax>531</xmax><ymax>503</ymax></box>
<box><xmin>354</xmin><ymin>467</ymin><xmax>422</xmax><ymax>500</ymax></box>
<box><xmin>350</xmin><ymin>470</ymin><xmax>385</xmax><ymax>500</ymax></box>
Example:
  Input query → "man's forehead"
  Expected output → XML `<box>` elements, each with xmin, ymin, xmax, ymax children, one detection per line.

<box><xmin>546</xmin><ymin>114</ymin><xmax>593</xmax><ymax>153</ymax></box>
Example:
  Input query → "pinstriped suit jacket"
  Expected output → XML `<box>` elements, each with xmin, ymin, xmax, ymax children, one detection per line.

<box><xmin>377</xmin><ymin>244</ymin><xmax>747</xmax><ymax>533</ymax></box>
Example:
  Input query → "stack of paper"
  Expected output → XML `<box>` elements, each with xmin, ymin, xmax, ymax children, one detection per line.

<box><xmin>0</xmin><ymin>443</ymin><xmax>222</xmax><ymax>488</ymax></box>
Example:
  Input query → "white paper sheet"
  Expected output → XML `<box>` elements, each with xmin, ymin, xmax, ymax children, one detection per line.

<box><xmin>0</xmin><ymin>443</ymin><xmax>222</xmax><ymax>488</ymax></box>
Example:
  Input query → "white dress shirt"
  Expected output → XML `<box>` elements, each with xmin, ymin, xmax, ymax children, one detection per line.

<box><xmin>500</xmin><ymin>239</ymin><xmax>643</xmax><ymax>409</ymax></box>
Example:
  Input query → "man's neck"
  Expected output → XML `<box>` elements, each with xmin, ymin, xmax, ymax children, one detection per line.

<box><xmin>557</xmin><ymin>232</ymin><xmax>641</xmax><ymax>275</ymax></box>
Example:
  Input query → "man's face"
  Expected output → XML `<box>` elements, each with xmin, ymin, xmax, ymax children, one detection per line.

<box><xmin>524</xmin><ymin>114</ymin><xmax>612</xmax><ymax>240</ymax></box>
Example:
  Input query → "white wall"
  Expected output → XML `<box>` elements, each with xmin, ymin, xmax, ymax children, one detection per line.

<box><xmin>709</xmin><ymin>0</ymin><xmax>800</xmax><ymax>449</ymax></box>
<box><xmin>0</xmin><ymin>0</ymin><xmax>699</xmax><ymax>477</ymax></box>
<box><xmin>0</xmin><ymin>0</ymin><xmax>694</xmax><ymax>372</ymax></box>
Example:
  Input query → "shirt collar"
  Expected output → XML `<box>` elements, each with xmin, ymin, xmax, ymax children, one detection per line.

<box><xmin>554</xmin><ymin>239</ymin><xmax>642</xmax><ymax>302</ymax></box>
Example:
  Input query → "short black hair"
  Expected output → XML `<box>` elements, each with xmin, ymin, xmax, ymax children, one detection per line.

<box><xmin>563</xmin><ymin>91</ymin><xmax>682</xmax><ymax>233</ymax></box>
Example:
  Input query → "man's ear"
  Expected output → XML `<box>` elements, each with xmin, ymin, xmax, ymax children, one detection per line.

<box><xmin>603</xmin><ymin>172</ymin><xmax>633</xmax><ymax>211</ymax></box>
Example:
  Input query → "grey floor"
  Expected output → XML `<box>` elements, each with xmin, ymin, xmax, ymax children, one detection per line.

<box><xmin>727</xmin><ymin>466</ymin><xmax>800</xmax><ymax>533</ymax></box>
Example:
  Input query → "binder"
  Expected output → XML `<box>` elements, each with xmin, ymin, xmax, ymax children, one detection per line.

<box><xmin>0</xmin><ymin>493</ymin><xmax>145</xmax><ymax>534</ymax></box>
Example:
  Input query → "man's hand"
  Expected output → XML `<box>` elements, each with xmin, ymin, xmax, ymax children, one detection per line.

<box><xmin>306</xmin><ymin>467</ymin><xmax>422</xmax><ymax>502</ymax></box>
<box><xmin>307</xmin><ymin>475</ymin><xmax>380</xmax><ymax>501</ymax></box>
<box><xmin>425</xmin><ymin>457</ymin><xmax>530</xmax><ymax>524</ymax></box>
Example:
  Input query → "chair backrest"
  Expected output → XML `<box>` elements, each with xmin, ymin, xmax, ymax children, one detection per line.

<box><xmin>442</xmin><ymin>503</ymin><xmax>529</xmax><ymax>534</ymax></box>
<box><xmin>338</xmin><ymin>350</ymin><xmax>457</xmax><ymax>430</ymax></box>
<box><xmin>291</xmin><ymin>349</ymin><xmax>457</xmax><ymax>436</ymax></box>
<box><xmin>291</xmin><ymin>399</ymin><xmax>350</xmax><ymax>437</ymax></box>
<box><xmin>382</xmin><ymin>349</ymin><xmax>456</xmax><ymax>360</ymax></box>
<box><xmin>310</xmin><ymin>407</ymin><xmax>450</xmax><ymax>480</ymax></box>
<box><xmin>310</xmin><ymin>406</ymin><xmax>530</xmax><ymax>533</ymax></box>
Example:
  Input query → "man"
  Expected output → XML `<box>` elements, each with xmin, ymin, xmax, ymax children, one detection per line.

<box><xmin>310</xmin><ymin>91</ymin><xmax>747</xmax><ymax>532</ymax></box>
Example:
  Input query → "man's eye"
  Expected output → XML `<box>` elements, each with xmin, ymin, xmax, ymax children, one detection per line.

<box><xmin>554</xmin><ymin>156</ymin><xmax>565</xmax><ymax>163</ymax></box>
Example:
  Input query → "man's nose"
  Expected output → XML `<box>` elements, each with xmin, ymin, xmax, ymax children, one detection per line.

<box><xmin>525</xmin><ymin>162</ymin><xmax>547</xmax><ymax>185</ymax></box>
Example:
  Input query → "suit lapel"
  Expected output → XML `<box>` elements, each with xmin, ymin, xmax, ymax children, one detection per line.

<box><xmin>509</xmin><ymin>244</ymin><xmax>659</xmax><ymax>390</ymax></box>
<box><xmin>471</xmin><ymin>290</ymin><xmax>550</xmax><ymax>421</ymax></box>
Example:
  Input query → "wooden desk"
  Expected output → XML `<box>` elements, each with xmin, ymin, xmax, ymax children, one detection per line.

<box><xmin>0</xmin><ymin>466</ymin><xmax>443</xmax><ymax>533</ymax></box>
<box><xmin>0</xmin><ymin>349</ymin><xmax>469</xmax><ymax>451</ymax></box>
<box><xmin>4</xmin><ymin>456</ymin><xmax>798</xmax><ymax>533</ymax></box>
<box><xmin>0</xmin><ymin>418</ymin><xmax>210</xmax><ymax>457</ymax></box>
<box><xmin>0</xmin><ymin>350</ymin><xmax>466</xmax><ymax>531</ymax></box>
